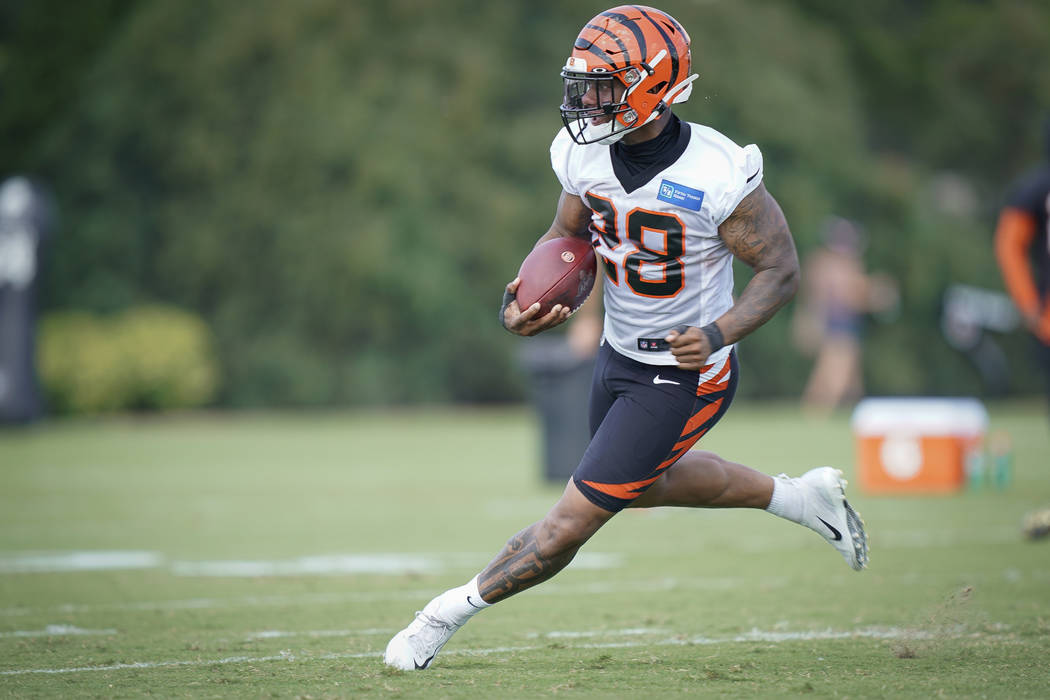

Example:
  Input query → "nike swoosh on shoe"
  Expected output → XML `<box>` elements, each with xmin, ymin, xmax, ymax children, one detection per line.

<box><xmin>817</xmin><ymin>516</ymin><xmax>842</xmax><ymax>541</ymax></box>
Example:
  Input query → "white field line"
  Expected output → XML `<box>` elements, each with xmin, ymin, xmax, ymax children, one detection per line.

<box><xmin>0</xmin><ymin>625</ymin><xmax>116</xmax><ymax>638</ymax></box>
<box><xmin>0</xmin><ymin>626</ymin><xmax>947</xmax><ymax>676</ymax></box>
<box><xmin>169</xmin><ymin>551</ymin><xmax>622</xmax><ymax>577</ymax></box>
<box><xmin>246</xmin><ymin>628</ymin><xmax>392</xmax><ymax>640</ymax></box>
<box><xmin>169</xmin><ymin>555</ymin><xmax>443</xmax><ymax>577</ymax></box>
<box><xmin>0</xmin><ymin>551</ymin><xmax>622</xmax><ymax>577</ymax></box>
<box><xmin>0</xmin><ymin>551</ymin><xmax>162</xmax><ymax>574</ymax></box>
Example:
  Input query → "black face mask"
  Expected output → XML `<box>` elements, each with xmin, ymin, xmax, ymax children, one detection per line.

<box><xmin>560</xmin><ymin>67</ymin><xmax>639</xmax><ymax>146</ymax></box>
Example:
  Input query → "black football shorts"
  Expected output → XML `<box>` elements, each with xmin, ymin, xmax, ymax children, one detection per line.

<box><xmin>573</xmin><ymin>341</ymin><xmax>738</xmax><ymax>512</ymax></box>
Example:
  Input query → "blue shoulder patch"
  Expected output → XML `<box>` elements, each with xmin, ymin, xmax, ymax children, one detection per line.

<box><xmin>657</xmin><ymin>179</ymin><xmax>705</xmax><ymax>212</ymax></box>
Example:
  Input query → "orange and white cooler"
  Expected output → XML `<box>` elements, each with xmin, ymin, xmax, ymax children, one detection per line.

<box><xmin>850</xmin><ymin>398</ymin><xmax>988</xmax><ymax>494</ymax></box>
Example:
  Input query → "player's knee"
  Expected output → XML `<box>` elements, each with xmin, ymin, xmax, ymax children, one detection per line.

<box><xmin>538</xmin><ymin>508</ymin><xmax>604</xmax><ymax>554</ymax></box>
<box><xmin>538</xmin><ymin>513</ymin><xmax>587</xmax><ymax>552</ymax></box>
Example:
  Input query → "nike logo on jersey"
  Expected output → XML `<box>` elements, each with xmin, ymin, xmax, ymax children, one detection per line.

<box><xmin>653</xmin><ymin>375</ymin><xmax>680</xmax><ymax>386</ymax></box>
<box><xmin>817</xmin><ymin>517</ymin><xmax>843</xmax><ymax>541</ymax></box>
<box><xmin>466</xmin><ymin>595</ymin><xmax>484</xmax><ymax>609</ymax></box>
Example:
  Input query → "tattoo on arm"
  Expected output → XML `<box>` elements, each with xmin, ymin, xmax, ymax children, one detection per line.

<box><xmin>477</xmin><ymin>524</ymin><xmax>578</xmax><ymax>603</ymax></box>
<box><xmin>716</xmin><ymin>184</ymin><xmax>800</xmax><ymax>344</ymax></box>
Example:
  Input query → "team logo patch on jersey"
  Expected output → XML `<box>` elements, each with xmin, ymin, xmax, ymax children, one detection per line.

<box><xmin>657</xmin><ymin>179</ymin><xmax>705</xmax><ymax>211</ymax></box>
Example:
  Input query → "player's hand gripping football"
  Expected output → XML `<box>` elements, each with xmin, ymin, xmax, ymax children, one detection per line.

<box><xmin>664</xmin><ymin>326</ymin><xmax>714</xmax><ymax>370</ymax></box>
<box><xmin>502</xmin><ymin>277</ymin><xmax>573</xmax><ymax>336</ymax></box>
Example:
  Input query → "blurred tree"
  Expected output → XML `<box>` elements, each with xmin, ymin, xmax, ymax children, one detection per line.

<box><xmin>791</xmin><ymin>0</ymin><xmax>1050</xmax><ymax>189</ymax></box>
<box><xmin>4</xmin><ymin>0</ymin><xmax>1047</xmax><ymax>407</ymax></box>
<box><xmin>0</xmin><ymin>0</ymin><xmax>142</xmax><ymax>171</ymax></box>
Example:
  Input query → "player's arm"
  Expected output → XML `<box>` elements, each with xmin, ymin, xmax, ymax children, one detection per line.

<box><xmin>994</xmin><ymin>207</ymin><xmax>1041</xmax><ymax>332</ymax></box>
<box><xmin>502</xmin><ymin>191</ymin><xmax>592</xmax><ymax>336</ymax></box>
<box><xmin>534</xmin><ymin>190</ymin><xmax>593</xmax><ymax>245</ymax></box>
<box><xmin>667</xmin><ymin>183</ymin><xmax>799</xmax><ymax>369</ymax></box>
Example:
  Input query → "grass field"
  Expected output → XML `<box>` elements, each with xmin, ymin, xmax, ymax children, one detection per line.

<box><xmin>1</xmin><ymin>401</ymin><xmax>1049</xmax><ymax>698</ymax></box>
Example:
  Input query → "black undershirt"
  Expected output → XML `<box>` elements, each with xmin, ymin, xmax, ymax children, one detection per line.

<box><xmin>610</xmin><ymin>113</ymin><xmax>691</xmax><ymax>194</ymax></box>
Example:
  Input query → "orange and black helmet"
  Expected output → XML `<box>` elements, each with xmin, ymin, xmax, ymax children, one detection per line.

<box><xmin>560</xmin><ymin>5</ymin><xmax>698</xmax><ymax>145</ymax></box>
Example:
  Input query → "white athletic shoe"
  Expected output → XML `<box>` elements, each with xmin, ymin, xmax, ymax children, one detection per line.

<box><xmin>794</xmin><ymin>466</ymin><xmax>869</xmax><ymax>571</ymax></box>
<box><xmin>383</xmin><ymin>603</ymin><xmax>462</xmax><ymax>670</ymax></box>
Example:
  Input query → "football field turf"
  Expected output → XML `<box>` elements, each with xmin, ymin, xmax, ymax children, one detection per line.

<box><xmin>1</xmin><ymin>403</ymin><xmax>1049</xmax><ymax>697</ymax></box>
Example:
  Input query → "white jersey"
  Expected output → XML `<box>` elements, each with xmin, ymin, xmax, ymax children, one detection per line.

<box><xmin>550</xmin><ymin>121</ymin><xmax>763</xmax><ymax>366</ymax></box>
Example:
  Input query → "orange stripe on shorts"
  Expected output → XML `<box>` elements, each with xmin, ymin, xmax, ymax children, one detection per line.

<box><xmin>581</xmin><ymin>475</ymin><xmax>664</xmax><ymax>501</ymax></box>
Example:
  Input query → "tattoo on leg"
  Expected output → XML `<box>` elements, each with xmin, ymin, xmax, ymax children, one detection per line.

<box><xmin>478</xmin><ymin>524</ymin><xmax>578</xmax><ymax>603</ymax></box>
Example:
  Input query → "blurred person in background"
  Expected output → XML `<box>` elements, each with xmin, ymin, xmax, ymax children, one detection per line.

<box><xmin>384</xmin><ymin>5</ymin><xmax>868</xmax><ymax>672</ymax></box>
<box><xmin>0</xmin><ymin>176</ymin><xmax>53</xmax><ymax>424</ymax></box>
<box><xmin>994</xmin><ymin>117</ymin><xmax>1050</xmax><ymax>418</ymax></box>
<box><xmin>516</xmin><ymin>288</ymin><xmax>604</xmax><ymax>484</ymax></box>
<box><xmin>792</xmin><ymin>217</ymin><xmax>898</xmax><ymax>416</ymax></box>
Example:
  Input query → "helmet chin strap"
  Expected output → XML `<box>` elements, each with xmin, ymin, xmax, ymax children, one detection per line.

<box><xmin>593</xmin><ymin>109</ymin><xmax>661</xmax><ymax>145</ymax></box>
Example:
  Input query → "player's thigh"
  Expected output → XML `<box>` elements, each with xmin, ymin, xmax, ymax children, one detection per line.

<box><xmin>577</xmin><ymin>350</ymin><xmax>739</xmax><ymax>511</ymax></box>
<box><xmin>575</xmin><ymin>385</ymin><xmax>696</xmax><ymax>510</ymax></box>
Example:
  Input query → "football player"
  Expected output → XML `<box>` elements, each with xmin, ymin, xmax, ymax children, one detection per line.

<box><xmin>994</xmin><ymin>116</ymin><xmax>1050</xmax><ymax>418</ymax></box>
<box><xmin>385</xmin><ymin>5</ymin><xmax>868</xmax><ymax>671</ymax></box>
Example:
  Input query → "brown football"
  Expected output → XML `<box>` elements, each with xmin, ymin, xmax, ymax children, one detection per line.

<box><xmin>516</xmin><ymin>236</ymin><xmax>597</xmax><ymax>317</ymax></box>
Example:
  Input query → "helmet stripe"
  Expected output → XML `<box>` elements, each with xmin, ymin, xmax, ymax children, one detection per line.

<box><xmin>658</xmin><ymin>9</ymin><xmax>688</xmax><ymax>39</ymax></box>
<box><xmin>580</xmin><ymin>22</ymin><xmax>630</xmax><ymax>70</ymax></box>
<box><xmin>636</xmin><ymin>6</ymin><xmax>680</xmax><ymax>90</ymax></box>
<box><xmin>600</xmin><ymin>11</ymin><xmax>647</xmax><ymax>66</ymax></box>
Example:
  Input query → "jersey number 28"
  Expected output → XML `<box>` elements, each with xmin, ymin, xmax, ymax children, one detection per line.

<box><xmin>586</xmin><ymin>192</ymin><xmax>684</xmax><ymax>298</ymax></box>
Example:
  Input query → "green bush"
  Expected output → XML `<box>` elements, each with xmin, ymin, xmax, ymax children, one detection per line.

<box><xmin>37</xmin><ymin>306</ymin><xmax>219</xmax><ymax>414</ymax></box>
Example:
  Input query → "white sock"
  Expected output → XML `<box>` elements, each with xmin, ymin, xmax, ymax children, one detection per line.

<box><xmin>765</xmin><ymin>475</ymin><xmax>804</xmax><ymax>524</ymax></box>
<box><xmin>424</xmin><ymin>575</ymin><xmax>492</xmax><ymax>627</ymax></box>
